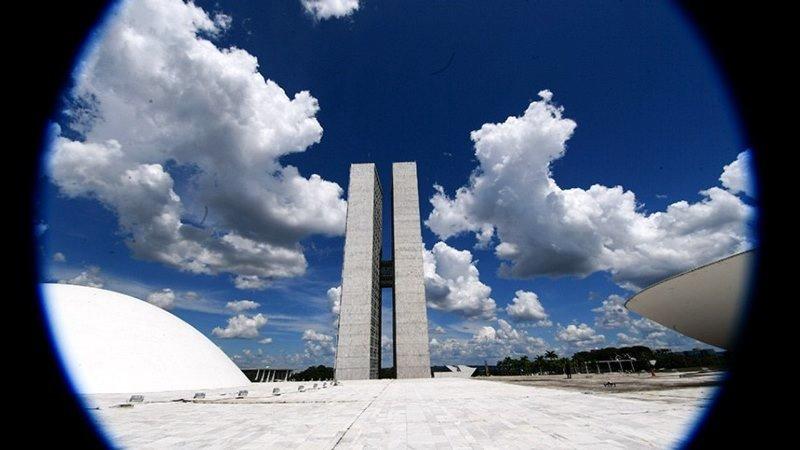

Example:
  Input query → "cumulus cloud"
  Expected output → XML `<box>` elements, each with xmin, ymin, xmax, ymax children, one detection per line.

<box><xmin>616</xmin><ymin>331</ymin><xmax>669</xmax><ymax>349</ymax></box>
<box><xmin>423</xmin><ymin>241</ymin><xmax>496</xmax><ymax>319</ymax></box>
<box><xmin>234</xmin><ymin>275</ymin><xmax>270</xmax><ymax>291</ymax></box>
<box><xmin>301</xmin><ymin>0</ymin><xmax>359</xmax><ymax>20</ymax></box>
<box><xmin>555</xmin><ymin>323</ymin><xmax>605</xmax><ymax>349</ymax></box>
<box><xmin>146</xmin><ymin>288</ymin><xmax>176</xmax><ymax>309</ymax></box>
<box><xmin>591</xmin><ymin>294</ymin><xmax>668</xmax><ymax>338</ymax></box>
<box><xmin>258</xmin><ymin>337</ymin><xmax>273</xmax><ymax>345</ymax></box>
<box><xmin>302</xmin><ymin>329</ymin><xmax>333</xmax><ymax>342</ymax></box>
<box><xmin>426</xmin><ymin>90</ymin><xmax>755</xmax><ymax>290</ymax></box>
<box><xmin>212</xmin><ymin>313</ymin><xmax>268</xmax><ymax>339</ymax></box>
<box><xmin>58</xmin><ymin>266</ymin><xmax>104</xmax><ymax>288</ymax></box>
<box><xmin>226</xmin><ymin>300</ymin><xmax>260</xmax><ymax>313</ymax></box>
<box><xmin>302</xmin><ymin>329</ymin><xmax>335</xmax><ymax>358</ymax></box>
<box><xmin>473</xmin><ymin>326</ymin><xmax>497</xmax><ymax>343</ymax></box>
<box><xmin>47</xmin><ymin>0</ymin><xmax>347</xmax><ymax>290</ymax></box>
<box><xmin>429</xmin><ymin>319</ymin><xmax>547</xmax><ymax>363</ymax></box>
<box><xmin>720</xmin><ymin>150</ymin><xmax>756</xmax><ymax>197</ymax></box>
<box><xmin>52</xmin><ymin>252</ymin><xmax>66</xmax><ymax>263</ymax></box>
<box><xmin>231</xmin><ymin>347</ymin><xmax>272</xmax><ymax>368</ymax></box>
<box><xmin>590</xmin><ymin>294</ymin><xmax>701</xmax><ymax>348</ymax></box>
<box><xmin>327</xmin><ymin>285</ymin><xmax>341</xmax><ymax>315</ymax></box>
<box><xmin>505</xmin><ymin>290</ymin><xmax>551</xmax><ymax>326</ymax></box>
<box><xmin>381</xmin><ymin>334</ymin><xmax>393</xmax><ymax>351</ymax></box>
<box><xmin>35</xmin><ymin>221</ymin><xmax>48</xmax><ymax>236</ymax></box>
<box><xmin>617</xmin><ymin>316</ymin><xmax>698</xmax><ymax>349</ymax></box>
<box><xmin>591</xmin><ymin>294</ymin><xmax>630</xmax><ymax>329</ymax></box>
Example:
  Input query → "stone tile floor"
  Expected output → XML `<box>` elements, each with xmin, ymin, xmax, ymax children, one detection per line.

<box><xmin>84</xmin><ymin>377</ymin><xmax>714</xmax><ymax>449</ymax></box>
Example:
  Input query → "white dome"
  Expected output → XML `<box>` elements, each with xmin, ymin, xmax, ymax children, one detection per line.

<box><xmin>42</xmin><ymin>283</ymin><xmax>249</xmax><ymax>394</ymax></box>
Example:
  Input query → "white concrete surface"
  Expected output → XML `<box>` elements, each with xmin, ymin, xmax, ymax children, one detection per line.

<box><xmin>392</xmin><ymin>162</ymin><xmax>432</xmax><ymax>379</ymax></box>
<box><xmin>336</xmin><ymin>163</ymin><xmax>383</xmax><ymax>380</ymax></box>
<box><xmin>85</xmin><ymin>377</ymin><xmax>711</xmax><ymax>448</ymax></box>
<box><xmin>434</xmin><ymin>365</ymin><xmax>477</xmax><ymax>378</ymax></box>
<box><xmin>42</xmin><ymin>283</ymin><xmax>248</xmax><ymax>394</ymax></box>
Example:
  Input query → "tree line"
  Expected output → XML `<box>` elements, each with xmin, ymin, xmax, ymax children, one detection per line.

<box><xmin>492</xmin><ymin>345</ymin><xmax>727</xmax><ymax>376</ymax></box>
<box><xmin>290</xmin><ymin>365</ymin><xmax>334</xmax><ymax>381</ymax></box>
<box><xmin>283</xmin><ymin>345</ymin><xmax>726</xmax><ymax>380</ymax></box>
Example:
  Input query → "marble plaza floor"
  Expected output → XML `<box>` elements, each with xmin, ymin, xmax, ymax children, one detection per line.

<box><xmin>83</xmin><ymin>376</ymin><xmax>715</xmax><ymax>449</ymax></box>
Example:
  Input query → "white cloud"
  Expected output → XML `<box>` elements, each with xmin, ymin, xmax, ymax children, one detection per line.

<box><xmin>301</xmin><ymin>329</ymin><xmax>335</xmax><ymax>358</ymax></box>
<box><xmin>423</xmin><ymin>241</ymin><xmax>496</xmax><ymax>319</ymax></box>
<box><xmin>720</xmin><ymin>150</ymin><xmax>755</xmax><ymax>197</ymax></box>
<box><xmin>429</xmin><ymin>319</ymin><xmax>547</xmax><ymax>364</ymax></box>
<box><xmin>35</xmin><ymin>221</ymin><xmax>48</xmax><ymax>236</ymax></box>
<box><xmin>302</xmin><ymin>329</ymin><xmax>333</xmax><ymax>342</ymax></box>
<box><xmin>233</xmin><ymin>275</ymin><xmax>270</xmax><ymax>291</ymax></box>
<box><xmin>230</xmin><ymin>347</ymin><xmax>273</xmax><ymax>368</ymax></box>
<box><xmin>301</xmin><ymin>0</ymin><xmax>359</xmax><ymax>20</ymax></box>
<box><xmin>146</xmin><ymin>288</ymin><xmax>176</xmax><ymax>309</ymax></box>
<box><xmin>432</xmin><ymin>325</ymin><xmax>446</xmax><ymax>334</ymax></box>
<box><xmin>629</xmin><ymin>316</ymin><xmax>668</xmax><ymax>334</ymax></box>
<box><xmin>226</xmin><ymin>300</ymin><xmax>260</xmax><ymax>313</ymax></box>
<box><xmin>58</xmin><ymin>266</ymin><xmax>104</xmax><ymax>288</ymax></box>
<box><xmin>591</xmin><ymin>294</ymin><xmax>670</xmax><ymax>336</ymax></box>
<box><xmin>616</xmin><ymin>331</ymin><xmax>669</xmax><ymax>349</ymax></box>
<box><xmin>591</xmin><ymin>294</ymin><xmax>630</xmax><ymax>329</ymax></box>
<box><xmin>505</xmin><ymin>290</ymin><xmax>551</xmax><ymax>326</ymax></box>
<box><xmin>258</xmin><ymin>337</ymin><xmax>273</xmax><ymax>345</ymax></box>
<box><xmin>555</xmin><ymin>323</ymin><xmax>605</xmax><ymax>349</ymax></box>
<box><xmin>327</xmin><ymin>285</ymin><xmax>341</xmax><ymax>315</ymax></box>
<box><xmin>590</xmin><ymin>294</ymin><xmax>702</xmax><ymax>349</ymax></box>
<box><xmin>381</xmin><ymin>334</ymin><xmax>393</xmax><ymax>351</ymax></box>
<box><xmin>615</xmin><ymin>332</ymin><xmax>638</xmax><ymax>346</ymax></box>
<box><xmin>52</xmin><ymin>252</ymin><xmax>66</xmax><ymax>263</ymax></box>
<box><xmin>47</xmin><ymin>0</ymin><xmax>346</xmax><ymax>289</ymax></box>
<box><xmin>473</xmin><ymin>326</ymin><xmax>496</xmax><ymax>343</ymax></box>
<box><xmin>46</xmin><ymin>264</ymin><xmax>234</xmax><ymax>314</ymax></box>
<box><xmin>425</xmin><ymin>90</ymin><xmax>755</xmax><ymax>290</ymax></box>
<box><xmin>212</xmin><ymin>313</ymin><xmax>268</xmax><ymax>339</ymax></box>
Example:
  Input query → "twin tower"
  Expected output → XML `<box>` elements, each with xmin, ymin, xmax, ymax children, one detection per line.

<box><xmin>334</xmin><ymin>162</ymin><xmax>431</xmax><ymax>380</ymax></box>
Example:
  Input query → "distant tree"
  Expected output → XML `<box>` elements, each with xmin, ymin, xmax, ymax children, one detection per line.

<box><xmin>496</xmin><ymin>356</ymin><xmax>513</xmax><ymax>375</ymax></box>
<box><xmin>291</xmin><ymin>365</ymin><xmax>334</xmax><ymax>381</ymax></box>
<box><xmin>534</xmin><ymin>355</ymin><xmax>545</xmax><ymax>374</ymax></box>
<box><xmin>493</xmin><ymin>345</ymin><xmax>725</xmax><ymax>376</ymax></box>
<box><xmin>520</xmin><ymin>355</ymin><xmax>532</xmax><ymax>374</ymax></box>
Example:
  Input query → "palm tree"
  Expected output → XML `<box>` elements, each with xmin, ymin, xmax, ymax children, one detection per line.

<box><xmin>534</xmin><ymin>355</ymin><xmax>545</xmax><ymax>375</ymax></box>
<box><xmin>520</xmin><ymin>355</ymin><xmax>531</xmax><ymax>374</ymax></box>
<box><xmin>545</xmin><ymin>350</ymin><xmax>558</xmax><ymax>359</ymax></box>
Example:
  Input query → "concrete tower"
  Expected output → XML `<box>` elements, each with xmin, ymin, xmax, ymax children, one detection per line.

<box><xmin>335</xmin><ymin>162</ymin><xmax>431</xmax><ymax>380</ymax></box>
<box><xmin>334</xmin><ymin>164</ymin><xmax>383</xmax><ymax>380</ymax></box>
<box><xmin>391</xmin><ymin>162</ymin><xmax>432</xmax><ymax>379</ymax></box>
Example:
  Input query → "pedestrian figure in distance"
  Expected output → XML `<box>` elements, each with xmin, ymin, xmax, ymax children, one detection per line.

<box><xmin>565</xmin><ymin>361</ymin><xmax>572</xmax><ymax>379</ymax></box>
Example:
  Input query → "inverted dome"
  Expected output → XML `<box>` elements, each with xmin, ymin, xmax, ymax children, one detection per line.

<box><xmin>625</xmin><ymin>250</ymin><xmax>755</xmax><ymax>349</ymax></box>
<box><xmin>42</xmin><ymin>283</ymin><xmax>249</xmax><ymax>394</ymax></box>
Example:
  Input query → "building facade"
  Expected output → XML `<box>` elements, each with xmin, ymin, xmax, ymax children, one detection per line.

<box><xmin>334</xmin><ymin>162</ymin><xmax>431</xmax><ymax>380</ymax></box>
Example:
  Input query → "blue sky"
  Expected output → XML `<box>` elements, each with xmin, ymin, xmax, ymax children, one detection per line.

<box><xmin>38</xmin><ymin>0</ymin><xmax>756</xmax><ymax>369</ymax></box>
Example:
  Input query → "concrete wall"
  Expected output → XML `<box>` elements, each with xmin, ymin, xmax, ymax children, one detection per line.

<box><xmin>392</xmin><ymin>162</ymin><xmax>432</xmax><ymax>379</ymax></box>
<box><xmin>335</xmin><ymin>164</ymin><xmax>383</xmax><ymax>380</ymax></box>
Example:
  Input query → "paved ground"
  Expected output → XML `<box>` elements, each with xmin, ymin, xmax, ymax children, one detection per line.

<box><xmin>84</xmin><ymin>376</ymin><xmax>715</xmax><ymax>449</ymax></box>
<box><xmin>486</xmin><ymin>371</ymin><xmax>723</xmax><ymax>395</ymax></box>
